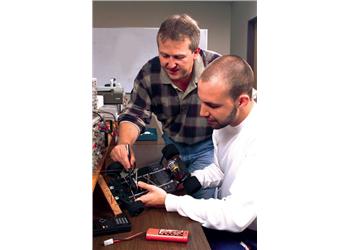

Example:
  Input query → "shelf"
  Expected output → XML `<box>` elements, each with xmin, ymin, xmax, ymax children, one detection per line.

<box><xmin>92</xmin><ymin>134</ymin><xmax>114</xmax><ymax>191</ymax></box>
<box><xmin>93</xmin><ymin>131</ymin><xmax>123</xmax><ymax>216</ymax></box>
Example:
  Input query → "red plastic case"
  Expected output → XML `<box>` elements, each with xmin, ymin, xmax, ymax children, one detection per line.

<box><xmin>146</xmin><ymin>228</ymin><xmax>189</xmax><ymax>243</ymax></box>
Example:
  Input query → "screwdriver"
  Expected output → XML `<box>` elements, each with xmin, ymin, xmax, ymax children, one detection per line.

<box><xmin>125</xmin><ymin>144</ymin><xmax>138</xmax><ymax>189</ymax></box>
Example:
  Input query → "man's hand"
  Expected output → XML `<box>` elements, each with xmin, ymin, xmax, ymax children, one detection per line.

<box><xmin>136</xmin><ymin>181</ymin><xmax>167</xmax><ymax>207</ymax></box>
<box><xmin>110</xmin><ymin>144</ymin><xmax>136</xmax><ymax>170</ymax></box>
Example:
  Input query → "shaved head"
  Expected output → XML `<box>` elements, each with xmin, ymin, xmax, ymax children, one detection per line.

<box><xmin>200</xmin><ymin>55</ymin><xmax>255</xmax><ymax>100</ymax></box>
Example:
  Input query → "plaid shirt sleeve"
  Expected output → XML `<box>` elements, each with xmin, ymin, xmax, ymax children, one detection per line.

<box><xmin>118</xmin><ymin>60</ymin><xmax>155</xmax><ymax>134</ymax></box>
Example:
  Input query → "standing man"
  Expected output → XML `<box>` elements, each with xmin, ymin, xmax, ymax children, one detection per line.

<box><xmin>136</xmin><ymin>55</ymin><xmax>257</xmax><ymax>249</ymax></box>
<box><xmin>110</xmin><ymin>14</ymin><xmax>221</xmax><ymax>199</ymax></box>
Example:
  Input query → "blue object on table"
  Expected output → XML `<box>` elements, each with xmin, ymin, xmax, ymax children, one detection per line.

<box><xmin>137</xmin><ymin>127</ymin><xmax>158</xmax><ymax>141</ymax></box>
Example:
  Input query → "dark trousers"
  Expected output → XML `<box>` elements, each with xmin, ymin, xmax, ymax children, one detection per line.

<box><xmin>203</xmin><ymin>227</ymin><xmax>257</xmax><ymax>250</ymax></box>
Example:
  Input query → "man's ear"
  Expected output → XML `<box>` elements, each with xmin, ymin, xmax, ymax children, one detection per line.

<box><xmin>193</xmin><ymin>48</ymin><xmax>200</xmax><ymax>59</ymax></box>
<box><xmin>238</xmin><ymin>94</ymin><xmax>250</xmax><ymax>107</ymax></box>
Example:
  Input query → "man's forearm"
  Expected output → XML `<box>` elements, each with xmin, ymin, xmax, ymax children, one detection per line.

<box><xmin>117</xmin><ymin>121</ymin><xmax>140</xmax><ymax>145</ymax></box>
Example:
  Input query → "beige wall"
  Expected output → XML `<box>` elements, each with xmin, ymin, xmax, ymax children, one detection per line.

<box><xmin>93</xmin><ymin>1</ymin><xmax>257</xmax><ymax>57</ymax></box>
<box><xmin>93</xmin><ymin>1</ymin><xmax>232</xmax><ymax>55</ymax></box>
<box><xmin>230</xmin><ymin>1</ymin><xmax>257</xmax><ymax>59</ymax></box>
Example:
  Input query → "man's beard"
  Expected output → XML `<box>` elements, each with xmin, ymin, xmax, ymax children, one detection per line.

<box><xmin>212</xmin><ymin>105</ymin><xmax>238</xmax><ymax>129</ymax></box>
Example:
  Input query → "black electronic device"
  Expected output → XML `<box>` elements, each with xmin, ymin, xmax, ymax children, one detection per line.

<box><xmin>161</xmin><ymin>144</ymin><xmax>202</xmax><ymax>195</ymax></box>
<box><xmin>161</xmin><ymin>144</ymin><xmax>190</xmax><ymax>183</ymax></box>
<box><xmin>104</xmin><ymin>143</ymin><xmax>201</xmax><ymax>217</ymax></box>
<box><xmin>93</xmin><ymin>213</ymin><xmax>131</xmax><ymax>236</ymax></box>
<box><xmin>105</xmin><ymin>161</ymin><xmax>178</xmax><ymax>216</ymax></box>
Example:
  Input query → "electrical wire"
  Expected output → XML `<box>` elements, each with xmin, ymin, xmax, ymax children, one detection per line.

<box><xmin>97</xmin><ymin>110</ymin><xmax>117</xmax><ymax>122</ymax></box>
<box><xmin>93</xmin><ymin>111</ymin><xmax>104</xmax><ymax>121</ymax></box>
<box><xmin>93</xmin><ymin>110</ymin><xmax>116</xmax><ymax>135</ymax></box>
<box><xmin>103</xmin><ymin>231</ymin><xmax>145</xmax><ymax>246</ymax></box>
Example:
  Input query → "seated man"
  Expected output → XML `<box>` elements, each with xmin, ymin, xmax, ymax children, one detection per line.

<box><xmin>136</xmin><ymin>55</ymin><xmax>257</xmax><ymax>250</ymax></box>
